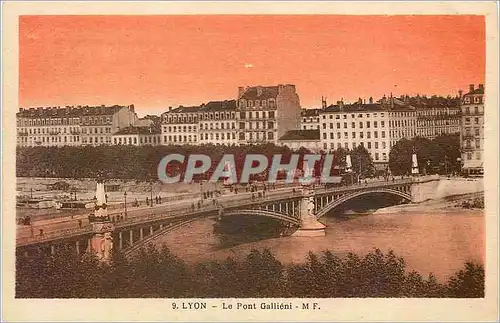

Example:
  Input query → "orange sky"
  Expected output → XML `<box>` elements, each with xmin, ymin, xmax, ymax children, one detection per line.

<box><xmin>20</xmin><ymin>15</ymin><xmax>485</xmax><ymax>116</ymax></box>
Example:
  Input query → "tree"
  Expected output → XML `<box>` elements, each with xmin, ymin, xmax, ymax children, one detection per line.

<box><xmin>350</xmin><ymin>145</ymin><xmax>375</xmax><ymax>178</ymax></box>
<box><xmin>389</xmin><ymin>137</ymin><xmax>433</xmax><ymax>176</ymax></box>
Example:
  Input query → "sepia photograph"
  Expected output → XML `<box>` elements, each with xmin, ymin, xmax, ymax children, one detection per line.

<box><xmin>2</xmin><ymin>1</ymin><xmax>499</xmax><ymax>322</ymax></box>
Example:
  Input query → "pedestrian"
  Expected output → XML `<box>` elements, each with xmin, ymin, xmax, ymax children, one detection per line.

<box><xmin>155</xmin><ymin>196</ymin><xmax>159</xmax><ymax>204</ymax></box>
<box><xmin>191</xmin><ymin>202</ymin><xmax>195</xmax><ymax>211</ymax></box>
<box><xmin>292</xmin><ymin>188</ymin><xmax>296</xmax><ymax>194</ymax></box>
<box><xmin>197</xmin><ymin>201</ymin><xmax>201</xmax><ymax>209</ymax></box>
<box><xmin>78</xmin><ymin>219</ymin><xmax>82</xmax><ymax>228</ymax></box>
<box><xmin>212</xmin><ymin>199</ymin><xmax>216</xmax><ymax>205</ymax></box>
<box><xmin>159</xmin><ymin>196</ymin><xmax>162</xmax><ymax>204</ymax></box>
<box><xmin>234</xmin><ymin>187</ymin><xmax>238</xmax><ymax>194</ymax></box>
<box><xmin>251</xmin><ymin>193</ymin><xmax>255</xmax><ymax>201</ymax></box>
<box><xmin>146</xmin><ymin>197</ymin><xmax>149</xmax><ymax>206</ymax></box>
<box><xmin>39</xmin><ymin>228</ymin><xmax>44</xmax><ymax>237</ymax></box>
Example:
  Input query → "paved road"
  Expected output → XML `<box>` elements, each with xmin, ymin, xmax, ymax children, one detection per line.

<box><xmin>16</xmin><ymin>184</ymin><xmax>304</xmax><ymax>241</ymax></box>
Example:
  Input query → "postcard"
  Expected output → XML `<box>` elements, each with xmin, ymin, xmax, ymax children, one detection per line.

<box><xmin>2</xmin><ymin>1</ymin><xmax>498</xmax><ymax>322</ymax></box>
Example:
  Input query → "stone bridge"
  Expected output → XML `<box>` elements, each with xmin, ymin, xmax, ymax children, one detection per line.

<box><xmin>16</xmin><ymin>175</ymin><xmax>445</xmax><ymax>259</ymax></box>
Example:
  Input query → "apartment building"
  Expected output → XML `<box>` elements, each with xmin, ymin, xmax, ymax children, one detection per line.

<box><xmin>236</xmin><ymin>84</ymin><xmax>301</xmax><ymax>144</ymax></box>
<box><xmin>460</xmin><ymin>84</ymin><xmax>484</xmax><ymax>175</ymax></box>
<box><xmin>300</xmin><ymin>108</ymin><xmax>321</xmax><ymax>130</ymax></box>
<box><xmin>319</xmin><ymin>100</ymin><xmax>391</xmax><ymax>166</ymax></box>
<box><xmin>198</xmin><ymin>100</ymin><xmax>238</xmax><ymax>145</ymax></box>
<box><xmin>16</xmin><ymin>105</ymin><xmax>137</xmax><ymax>147</ymax></box>
<box><xmin>160</xmin><ymin>106</ymin><xmax>199</xmax><ymax>145</ymax></box>
<box><xmin>112</xmin><ymin>126</ymin><xmax>161</xmax><ymax>146</ymax></box>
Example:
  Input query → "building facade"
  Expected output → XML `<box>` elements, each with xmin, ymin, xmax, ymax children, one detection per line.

<box><xmin>16</xmin><ymin>105</ymin><xmax>137</xmax><ymax>147</ymax></box>
<box><xmin>278</xmin><ymin>129</ymin><xmax>321</xmax><ymax>152</ymax></box>
<box><xmin>112</xmin><ymin>126</ymin><xmax>161</xmax><ymax>146</ymax></box>
<box><xmin>319</xmin><ymin>101</ymin><xmax>392</xmax><ymax>166</ymax></box>
<box><xmin>161</xmin><ymin>106</ymin><xmax>200</xmax><ymax>146</ymax></box>
<box><xmin>198</xmin><ymin>100</ymin><xmax>238</xmax><ymax>145</ymax></box>
<box><xmin>300</xmin><ymin>108</ymin><xmax>321</xmax><ymax>130</ymax></box>
<box><xmin>460</xmin><ymin>84</ymin><xmax>484</xmax><ymax>175</ymax></box>
<box><xmin>236</xmin><ymin>84</ymin><xmax>301</xmax><ymax>144</ymax></box>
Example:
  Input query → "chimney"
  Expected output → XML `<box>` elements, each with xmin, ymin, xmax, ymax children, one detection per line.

<box><xmin>238</xmin><ymin>86</ymin><xmax>246</xmax><ymax>98</ymax></box>
<box><xmin>469</xmin><ymin>84</ymin><xmax>475</xmax><ymax>92</ymax></box>
<box><xmin>321</xmin><ymin>96</ymin><xmax>327</xmax><ymax>109</ymax></box>
<box><xmin>369</xmin><ymin>97</ymin><xmax>373</xmax><ymax>104</ymax></box>
<box><xmin>358</xmin><ymin>97</ymin><xmax>362</xmax><ymax>104</ymax></box>
<box><xmin>168</xmin><ymin>106</ymin><xmax>172</xmax><ymax>112</ymax></box>
<box><xmin>129</xmin><ymin>104</ymin><xmax>135</xmax><ymax>112</ymax></box>
<box><xmin>458</xmin><ymin>89</ymin><xmax>463</xmax><ymax>98</ymax></box>
<box><xmin>479</xmin><ymin>84</ymin><xmax>484</xmax><ymax>91</ymax></box>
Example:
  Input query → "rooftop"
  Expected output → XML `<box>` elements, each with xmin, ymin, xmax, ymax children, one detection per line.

<box><xmin>200</xmin><ymin>100</ymin><xmax>237</xmax><ymax>112</ymax></box>
<box><xmin>239</xmin><ymin>86</ymin><xmax>279</xmax><ymax>100</ymax></box>
<box><xmin>279</xmin><ymin>129</ymin><xmax>320</xmax><ymax>141</ymax></box>
<box><xmin>301</xmin><ymin>108</ymin><xmax>322</xmax><ymax>117</ymax></box>
<box><xmin>17</xmin><ymin>105</ymin><xmax>133</xmax><ymax>118</ymax></box>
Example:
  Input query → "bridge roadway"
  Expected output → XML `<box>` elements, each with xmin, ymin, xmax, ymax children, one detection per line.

<box><xmin>16</xmin><ymin>178</ymin><xmax>414</xmax><ymax>248</ymax></box>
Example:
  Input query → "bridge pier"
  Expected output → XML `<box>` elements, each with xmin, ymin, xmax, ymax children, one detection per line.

<box><xmin>88</xmin><ymin>180</ymin><xmax>115</xmax><ymax>263</ymax></box>
<box><xmin>292</xmin><ymin>185</ymin><xmax>326</xmax><ymax>237</ymax></box>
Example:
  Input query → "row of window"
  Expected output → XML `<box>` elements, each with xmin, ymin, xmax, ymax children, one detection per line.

<box><xmin>464</xmin><ymin>117</ymin><xmax>482</xmax><ymax>125</ymax></box>
<box><xmin>239</xmin><ymin>121</ymin><xmax>274</xmax><ymax>130</ymax></box>
<box><xmin>462</xmin><ymin>106</ymin><xmax>483</xmax><ymax>114</ymax></box>
<box><xmin>17</xmin><ymin>117</ymin><xmax>81</xmax><ymax>127</ymax></box>
<box><xmin>81</xmin><ymin>136</ymin><xmax>112</xmax><ymax>144</ymax></box>
<box><xmin>463</xmin><ymin>96</ymin><xmax>484</xmax><ymax>105</ymax></box>
<box><xmin>18</xmin><ymin>127</ymin><xmax>81</xmax><ymax>135</ymax></box>
<box><xmin>17</xmin><ymin>135</ymin><xmax>80</xmax><ymax>143</ymax></box>
<box><xmin>238</xmin><ymin>99</ymin><xmax>276</xmax><ymax>109</ymax></box>
<box><xmin>322</xmin><ymin>131</ymin><xmax>387</xmax><ymax>140</ymax></box>
<box><xmin>239</xmin><ymin>111</ymin><xmax>276</xmax><ymax>119</ymax></box>
<box><xmin>465</xmin><ymin>152</ymin><xmax>482</xmax><ymax>160</ymax></box>
<box><xmin>82</xmin><ymin>116</ymin><xmax>113</xmax><ymax>125</ymax></box>
<box><xmin>464</xmin><ymin>127</ymin><xmax>482</xmax><ymax>137</ymax></box>
<box><xmin>464</xmin><ymin>139</ymin><xmax>482</xmax><ymax>149</ymax></box>
<box><xmin>416</xmin><ymin>119</ymin><xmax>458</xmax><ymax>126</ymax></box>
<box><xmin>323</xmin><ymin>112</ymin><xmax>386</xmax><ymax>120</ymax></box>
<box><xmin>113</xmin><ymin>136</ymin><xmax>160</xmax><ymax>145</ymax></box>
<box><xmin>164</xmin><ymin>112</ymin><xmax>236</xmax><ymax>123</ymax></box>
<box><xmin>322</xmin><ymin>121</ymin><xmax>386</xmax><ymax>130</ymax></box>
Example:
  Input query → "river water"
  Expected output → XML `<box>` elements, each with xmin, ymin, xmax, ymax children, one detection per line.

<box><xmin>154</xmin><ymin>203</ymin><xmax>484</xmax><ymax>282</ymax></box>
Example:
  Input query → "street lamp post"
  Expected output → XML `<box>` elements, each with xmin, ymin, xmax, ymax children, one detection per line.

<box><xmin>150</xmin><ymin>181</ymin><xmax>153</xmax><ymax>207</ymax></box>
<box><xmin>457</xmin><ymin>157</ymin><xmax>462</xmax><ymax>176</ymax></box>
<box><xmin>200</xmin><ymin>181</ymin><xmax>204</xmax><ymax>203</ymax></box>
<box><xmin>124</xmin><ymin>191</ymin><xmax>127</xmax><ymax>219</ymax></box>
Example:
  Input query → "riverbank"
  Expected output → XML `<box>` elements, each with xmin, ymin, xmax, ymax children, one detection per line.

<box><xmin>373</xmin><ymin>191</ymin><xmax>484</xmax><ymax>215</ymax></box>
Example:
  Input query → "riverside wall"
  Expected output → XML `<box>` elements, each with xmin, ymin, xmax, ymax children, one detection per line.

<box><xmin>411</xmin><ymin>176</ymin><xmax>484</xmax><ymax>203</ymax></box>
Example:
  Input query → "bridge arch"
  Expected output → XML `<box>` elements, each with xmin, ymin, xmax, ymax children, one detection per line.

<box><xmin>315</xmin><ymin>188</ymin><xmax>412</xmax><ymax>218</ymax></box>
<box><xmin>222</xmin><ymin>209</ymin><xmax>300</xmax><ymax>226</ymax></box>
<box><xmin>123</xmin><ymin>209</ymin><xmax>299</xmax><ymax>258</ymax></box>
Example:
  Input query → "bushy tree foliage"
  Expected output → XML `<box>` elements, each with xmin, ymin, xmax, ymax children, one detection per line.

<box><xmin>389</xmin><ymin>134</ymin><xmax>460</xmax><ymax>176</ymax></box>
<box><xmin>16</xmin><ymin>246</ymin><xmax>484</xmax><ymax>298</ymax></box>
